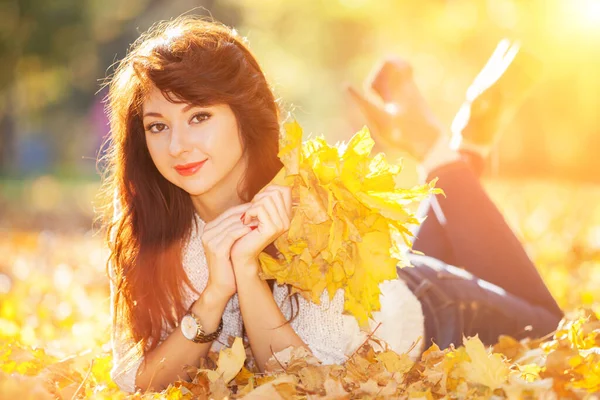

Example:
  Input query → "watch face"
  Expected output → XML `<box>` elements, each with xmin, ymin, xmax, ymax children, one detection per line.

<box><xmin>181</xmin><ymin>314</ymin><xmax>197</xmax><ymax>340</ymax></box>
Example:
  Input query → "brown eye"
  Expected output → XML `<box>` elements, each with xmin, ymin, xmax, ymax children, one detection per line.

<box><xmin>147</xmin><ymin>123</ymin><xmax>168</xmax><ymax>134</ymax></box>
<box><xmin>190</xmin><ymin>112</ymin><xmax>211</xmax><ymax>124</ymax></box>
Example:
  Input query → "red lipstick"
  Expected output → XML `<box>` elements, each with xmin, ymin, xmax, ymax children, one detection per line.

<box><xmin>174</xmin><ymin>160</ymin><xmax>207</xmax><ymax>176</ymax></box>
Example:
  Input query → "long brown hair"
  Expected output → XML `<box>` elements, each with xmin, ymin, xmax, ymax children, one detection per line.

<box><xmin>100</xmin><ymin>16</ymin><xmax>283</xmax><ymax>358</ymax></box>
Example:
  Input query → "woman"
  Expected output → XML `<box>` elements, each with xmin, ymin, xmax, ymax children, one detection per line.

<box><xmin>102</xmin><ymin>16</ymin><xmax>561</xmax><ymax>393</ymax></box>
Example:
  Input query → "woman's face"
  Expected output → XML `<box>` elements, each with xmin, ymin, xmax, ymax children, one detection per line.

<box><xmin>142</xmin><ymin>87</ymin><xmax>247</xmax><ymax>199</ymax></box>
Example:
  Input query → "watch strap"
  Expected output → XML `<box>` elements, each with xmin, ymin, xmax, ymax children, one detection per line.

<box><xmin>186</xmin><ymin>311</ymin><xmax>223</xmax><ymax>343</ymax></box>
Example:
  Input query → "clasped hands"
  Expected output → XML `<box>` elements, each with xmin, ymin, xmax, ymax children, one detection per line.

<box><xmin>201</xmin><ymin>184</ymin><xmax>292</xmax><ymax>301</ymax></box>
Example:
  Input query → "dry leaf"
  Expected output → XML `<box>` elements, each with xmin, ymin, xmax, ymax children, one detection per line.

<box><xmin>262</xmin><ymin>121</ymin><xmax>441</xmax><ymax>326</ymax></box>
<box><xmin>322</xmin><ymin>378</ymin><xmax>349</xmax><ymax>399</ymax></box>
<box><xmin>243</xmin><ymin>375</ymin><xmax>297</xmax><ymax>400</ymax></box>
<box><xmin>460</xmin><ymin>335</ymin><xmax>510</xmax><ymax>390</ymax></box>
<box><xmin>376</xmin><ymin>350</ymin><xmax>414</xmax><ymax>374</ymax></box>
<box><xmin>202</xmin><ymin>337</ymin><xmax>245</xmax><ymax>384</ymax></box>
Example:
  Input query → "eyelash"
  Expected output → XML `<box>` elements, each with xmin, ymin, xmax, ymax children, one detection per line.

<box><xmin>145</xmin><ymin>112</ymin><xmax>212</xmax><ymax>134</ymax></box>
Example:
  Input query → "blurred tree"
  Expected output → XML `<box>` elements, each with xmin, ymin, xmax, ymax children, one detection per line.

<box><xmin>0</xmin><ymin>0</ymin><xmax>89</xmax><ymax>174</ymax></box>
<box><xmin>0</xmin><ymin>0</ymin><xmax>240</xmax><ymax>177</ymax></box>
<box><xmin>0</xmin><ymin>0</ymin><xmax>598</xmax><ymax>181</ymax></box>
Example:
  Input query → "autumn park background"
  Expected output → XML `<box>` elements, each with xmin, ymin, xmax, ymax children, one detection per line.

<box><xmin>1</xmin><ymin>0</ymin><xmax>599</xmax><ymax>398</ymax></box>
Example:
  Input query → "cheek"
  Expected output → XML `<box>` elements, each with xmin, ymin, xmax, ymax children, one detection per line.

<box><xmin>227</xmin><ymin>134</ymin><xmax>245</xmax><ymax>163</ymax></box>
<box><xmin>145</xmin><ymin>137</ymin><xmax>170</xmax><ymax>170</ymax></box>
<box><xmin>205</xmin><ymin>127</ymin><xmax>244</xmax><ymax>159</ymax></box>
<box><xmin>145</xmin><ymin>138</ymin><xmax>159</xmax><ymax>162</ymax></box>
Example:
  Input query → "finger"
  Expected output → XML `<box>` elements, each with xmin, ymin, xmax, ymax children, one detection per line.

<box><xmin>219</xmin><ymin>224</ymin><xmax>252</xmax><ymax>251</ymax></box>
<box><xmin>210</xmin><ymin>218</ymin><xmax>253</xmax><ymax>243</ymax></box>
<box><xmin>250</xmin><ymin>192</ymin><xmax>271</xmax><ymax>219</ymax></box>
<box><xmin>204</xmin><ymin>210</ymin><xmax>254</xmax><ymax>242</ymax></box>
<box><xmin>244</xmin><ymin>203</ymin><xmax>278</xmax><ymax>234</ymax></box>
<box><xmin>219</xmin><ymin>216</ymin><xmax>254</xmax><ymax>235</ymax></box>
<box><xmin>253</xmin><ymin>189</ymin><xmax>282</xmax><ymax>216</ymax></box>
<box><xmin>270</xmin><ymin>189</ymin><xmax>291</xmax><ymax>225</ymax></box>
<box><xmin>213</xmin><ymin>224</ymin><xmax>253</xmax><ymax>253</ymax></box>
<box><xmin>257</xmin><ymin>191</ymin><xmax>288</xmax><ymax>228</ymax></box>
<box><xmin>255</xmin><ymin>186</ymin><xmax>292</xmax><ymax>219</ymax></box>
<box><xmin>204</xmin><ymin>203</ymin><xmax>252</xmax><ymax>230</ymax></box>
<box><xmin>245</xmin><ymin>195</ymin><xmax>282</xmax><ymax>229</ymax></box>
<box><xmin>279</xmin><ymin>186</ymin><xmax>293</xmax><ymax>218</ymax></box>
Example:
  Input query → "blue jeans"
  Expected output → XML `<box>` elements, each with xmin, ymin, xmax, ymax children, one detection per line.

<box><xmin>403</xmin><ymin>159</ymin><xmax>562</xmax><ymax>349</ymax></box>
<box><xmin>398</xmin><ymin>255</ymin><xmax>561</xmax><ymax>349</ymax></box>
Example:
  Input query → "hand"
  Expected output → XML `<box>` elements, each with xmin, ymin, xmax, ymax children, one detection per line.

<box><xmin>230</xmin><ymin>185</ymin><xmax>292</xmax><ymax>275</ymax></box>
<box><xmin>346</xmin><ymin>57</ymin><xmax>442</xmax><ymax>161</ymax></box>
<box><xmin>201</xmin><ymin>203</ymin><xmax>254</xmax><ymax>300</ymax></box>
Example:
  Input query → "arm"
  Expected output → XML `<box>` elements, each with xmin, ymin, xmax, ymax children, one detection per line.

<box><xmin>132</xmin><ymin>288</ymin><xmax>228</xmax><ymax>392</ymax></box>
<box><xmin>110</xmin><ymin>203</ymin><xmax>254</xmax><ymax>392</ymax></box>
<box><xmin>110</xmin><ymin>282</ymin><xmax>229</xmax><ymax>393</ymax></box>
<box><xmin>230</xmin><ymin>185</ymin><xmax>310</xmax><ymax>371</ymax></box>
<box><xmin>234</xmin><ymin>260</ymin><xmax>307</xmax><ymax>371</ymax></box>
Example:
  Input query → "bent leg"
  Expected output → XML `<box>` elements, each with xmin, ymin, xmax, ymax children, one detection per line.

<box><xmin>399</xmin><ymin>255</ymin><xmax>562</xmax><ymax>350</ymax></box>
<box><xmin>412</xmin><ymin>162</ymin><xmax>561</xmax><ymax>317</ymax></box>
<box><xmin>412</xmin><ymin>195</ymin><xmax>456</xmax><ymax>266</ymax></box>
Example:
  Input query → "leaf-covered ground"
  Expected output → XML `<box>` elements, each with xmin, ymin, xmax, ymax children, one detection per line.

<box><xmin>1</xmin><ymin>179</ymin><xmax>599</xmax><ymax>399</ymax></box>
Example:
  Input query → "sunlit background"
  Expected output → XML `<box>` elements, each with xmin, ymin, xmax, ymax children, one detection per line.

<box><xmin>0</xmin><ymin>0</ymin><xmax>599</xmax><ymax>230</ymax></box>
<box><xmin>0</xmin><ymin>0</ymin><xmax>599</xmax><ymax>396</ymax></box>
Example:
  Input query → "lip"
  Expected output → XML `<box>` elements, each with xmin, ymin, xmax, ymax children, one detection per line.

<box><xmin>174</xmin><ymin>160</ymin><xmax>207</xmax><ymax>176</ymax></box>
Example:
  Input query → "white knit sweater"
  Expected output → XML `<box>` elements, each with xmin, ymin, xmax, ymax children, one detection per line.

<box><xmin>109</xmin><ymin>213</ymin><xmax>425</xmax><ymax>393</ymax></box>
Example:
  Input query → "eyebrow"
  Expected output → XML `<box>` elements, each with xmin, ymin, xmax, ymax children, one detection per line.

<box><xmin>143</xmin><ymin>104</ymin><xmax>202</xmax><ymax>118</ymax></box>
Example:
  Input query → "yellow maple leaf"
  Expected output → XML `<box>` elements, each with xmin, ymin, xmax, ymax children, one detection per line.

<box><xmin>243</xmin><ymin>375</ymin><xmax>298</xmax><ymax>399</ymax></box>
<box><xmin>502</xmin><ymin>371</ymin><xmax>554</xmax><ymax>400</ymax></box>
<box><xmin>203</xmin><ymin>337</ymin><xmax>246</xmax><ymax>384</ymax></box>
<box><xmin>259</xmin><ymin>121</ymin><xmax>441</xmax><ymax>326</ymax></box>
<box><xmin>408</xmin><ymin>389</ymin><xmax>435</xmax><ymax>400</ymax></box>
<box><xmin>440</xmin><ymin>345</ymin><xmax>469</xmax><ymax>393</ymax></box>
<box><xmin>323</xmin><ymin>378</ymin><xmax>349</xmax><ymax>398</ymax></box>
<box><xmin>277</xmin><ymin>119</ymin><xmax>302</xmax><ymax>176</ymax></box>
<box><xmin>569</xmin><ymin>351</ymin><xmax>600</xmax><ymax>392</ymax></box>
<box><xmin>376</xmin><ymin>350</ymin><xmax>414</xmax><ymax>374</ymax></box>
<box><xmin>460</xmin><ymin>335</ymin><xmax>510</xmax><ymax>390</ymax></box>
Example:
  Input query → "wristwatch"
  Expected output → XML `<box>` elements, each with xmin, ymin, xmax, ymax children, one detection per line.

<box><xmin>180</xmin><ymin>310</ymin><xmax>223</xmax><ymax>343</ymax></box>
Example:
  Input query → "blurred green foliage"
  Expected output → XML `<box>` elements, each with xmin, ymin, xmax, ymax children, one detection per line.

<box><xmin>0</xmin><ymin>0</ymin><xmax>598</xmax><ymax>181</ymax></box>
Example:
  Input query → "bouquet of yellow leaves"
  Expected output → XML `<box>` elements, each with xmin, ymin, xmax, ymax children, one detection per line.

<box><xmin>259</xmin><ymin>121</ymin><xmax>442</xmax><ymax>327</ymax></box>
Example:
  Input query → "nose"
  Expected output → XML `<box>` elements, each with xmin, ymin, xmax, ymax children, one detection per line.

<box><xmin>168</xmin><ymin>125</ymin><xmax>191</xmax><ymax>157</ymax></box>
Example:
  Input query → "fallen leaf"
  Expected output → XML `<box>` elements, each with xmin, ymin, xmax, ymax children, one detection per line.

<box><xmin>460</xmin><ymin>335</ymin><xmax>509</xmax><ymax>390</ymax></box>
<box><xmin>203</xmin><ymin>337</ymin><xmax>245</xmax><ymax>384</ymax></box>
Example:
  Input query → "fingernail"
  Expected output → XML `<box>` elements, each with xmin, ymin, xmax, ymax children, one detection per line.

<box><xmin>250</xmin><ymin>226</ymin><xmax>258</xmax><ymax>230</ymax></box>
<box><xmin>240</xmin><ymin>212</ymin><xmax>246</xmax><ymax>221</ymax></box>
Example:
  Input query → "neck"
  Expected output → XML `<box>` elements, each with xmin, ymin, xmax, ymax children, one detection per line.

<box><xmin>191</xmin><ymin>189</ymin><xmax>243</xmax><ymax>222</ymax></box>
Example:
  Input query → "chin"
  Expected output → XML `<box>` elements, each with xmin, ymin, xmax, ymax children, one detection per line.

<box><xmin>179</xmin><ymin>181</ymin><xmax>214</xmax><ymax>196</ymax></box>
<box><xmin>163</xmin><ymin>173</ymin><xmax>209</xmax><ymax>195</ymax></box>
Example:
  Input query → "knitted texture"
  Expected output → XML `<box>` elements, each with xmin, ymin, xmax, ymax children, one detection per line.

<box><xmin>110</xmin><ymin>213</ymin><xmax>424</xmax><ymax>393</ymax></box>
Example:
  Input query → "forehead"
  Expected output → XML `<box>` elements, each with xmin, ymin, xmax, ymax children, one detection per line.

<box><xmin>141</xmin><ymin>86</ymin><xmax>225</xmax><ymax>116</ymax></box>
<box><xmin>140</xmin><ymin>87</ymin><xmax>235</xmax><ymax>122</ymax></box>
<box><xmin>142</xmin><ymin>87</ymin><xmax>183</xmax><ymax>110</ymax></box>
